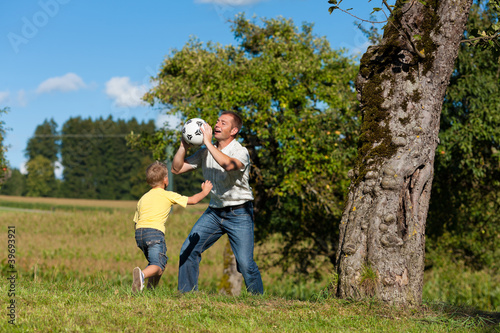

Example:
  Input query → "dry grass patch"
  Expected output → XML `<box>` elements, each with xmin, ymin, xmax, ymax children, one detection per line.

<box><xmin>1</xmin><ymin>204</ymin><xmax>227</xmax><ymax>291</ymax></box>
<box><xmin>0</xmin><ymin>194</ymin><xmax>137</xmax><ymax>209</ymax></box>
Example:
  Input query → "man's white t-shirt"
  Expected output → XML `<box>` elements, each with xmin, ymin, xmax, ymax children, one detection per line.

<box><xmin>185</xmin><ymin>139</ymin><xmax>254</xmax><ymax>208</ymax></box>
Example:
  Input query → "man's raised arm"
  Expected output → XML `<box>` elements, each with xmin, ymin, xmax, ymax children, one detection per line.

<box><xmin>171</xmin><ymin>140</ymin><xmax>193</xmax><ymax>175</ymax></box>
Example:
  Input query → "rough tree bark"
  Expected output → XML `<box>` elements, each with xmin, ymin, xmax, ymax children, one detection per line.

<box><xmin>335</xmin><ymin>0</ymin><xmax>473</xmax><ymax>305</ymax></box>
<box><xmin>219</xmin><ymin>240</ymin><xmax>243</xmax><ymax>296</ymax></box>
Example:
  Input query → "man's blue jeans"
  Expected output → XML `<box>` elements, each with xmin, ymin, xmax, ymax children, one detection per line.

<box><xmin>178</xmin><ymin>202</ymin><xmax>264</xmax><ymax>294</ymax></box>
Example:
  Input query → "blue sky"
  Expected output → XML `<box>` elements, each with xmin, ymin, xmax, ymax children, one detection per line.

<box><xmin>1</xmin><ymin>0</ymin><xmax>391</xmax><ymax>175</ymax></box>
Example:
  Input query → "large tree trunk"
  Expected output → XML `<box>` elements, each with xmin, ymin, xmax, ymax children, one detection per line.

<box><xmin>219</xmin><ymin>240</ymin><xmax>243</xmax><ymax>296</ymax></box>
<box><xmin>335</xmin><ymin>0</ymin><xmax>473</xmax><ymax>305</ymax></box>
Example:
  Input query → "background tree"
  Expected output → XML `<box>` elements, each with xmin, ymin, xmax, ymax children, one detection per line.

<box><xmin>129</xmin><ymin>155</ymin><xmax>156</xmax><ymax>199</ymax></box>
<box><xmin>60</xmin><ymin>117</ymin><xmax>98</xmax><ymax>198</ymax></box>
<box><xmin>25</xmin><ymin>118</ymin><xmax>59</xmax><ymax>163</ymax></box>
<box><xmin>141</xmin><ymin>15</ymin><xmax>359</xmax><ymax>276</ymax></box>
<box><xmin>0</xmin><ymin>108</ymin><xmax>9</xmax><ymax>188</ymax></box>
<box><xmin>330</xmin><ymin>0</ymin><xmax>475</xmax><ymax>305</ymax></box>
<box><xmin>61</xmin><ymin>116</ymin><xmax>155</xmax><ymax>200</ymax></box>
<box><xmin>25</xmin><ymin>155</ymin><xmax>57</xmax><ymax>197</ymax></box>
<box><xmin>0</xmin><ymin>168</ymin><xmax>26</xmax><ymax>196</ymax></box>
<box><xmin>25</xmin><ymin>118</ymin><xmax>60</xmax><ymax>196</ymax></box>
<box><xmin>91</xmin><ymin>117</ymin><xmax>152</xmax><ymax>200</ymax></box>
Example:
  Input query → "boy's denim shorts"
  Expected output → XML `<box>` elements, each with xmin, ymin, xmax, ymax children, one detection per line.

<box><xmin>135</xmin><ymin>228</ymin><xmax>168</xmax><ymax>271</ymax></box>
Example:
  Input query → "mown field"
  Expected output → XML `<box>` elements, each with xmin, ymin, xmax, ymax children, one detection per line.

<box><xmin>0</xmin><ymin>195</ymin><xmax>498</xmax><ymax>332</ymax></box>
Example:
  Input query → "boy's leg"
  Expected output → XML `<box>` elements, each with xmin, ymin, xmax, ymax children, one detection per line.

<box><xmin>143</xmin><ymin>264</ymin><xmax>162</xmax><ymax>279</ymax></box>
<box><xmin>134</xmin><ymin>228</ymin><xmax>167</xmax><ymax>291</ymax></box>
<box><xmin>132</xmin><ymin>267</ymin><xmax>144</xmax><ymax>293</ymax></box>
<box><xmin>226</xmin><ymin>204</ymin><xmax>264</xmax><ymax>295</ymax></box>
<box><xmin>178</xmin><ymin>208</ymin><xmax>223</xmax><ymax>292</ymax></box>
<box><xmin>145</xmin><ymin>236</ymin><xmax>168</xmax><ymax>289</ymax></box>
<box><xmin>147</xmin><ymin>274</ymin><xmax>162</xmax><ymax>289</ymax></box>
<box><xmin>133</xmin><ymin>229</ymin><xmax>147</xmax><ymax>293</ymax></box>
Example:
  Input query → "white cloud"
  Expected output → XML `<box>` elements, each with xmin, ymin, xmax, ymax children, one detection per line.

<box><xmin>36</xmin><ymin>73</ymin><xmax>86</xmax><ymax>94</ymax></box>
<box><xmin>54</xmin><ymin>160</ymin><xmax>63</xmax><ymax>179</ymax></box>
<box><xmin>0</xmin><ymin>90</ymin><xmax>29</xmax><ymax>107</ymax></box>
<box><xmin>349</xmin><ymin>41</ymin><xmax>371</xmax><ymax>57</ymax></box>
<box><xmin>0</xmin><ymin>91</ymin><xmax>10</xmax><ymax>104</ymax></box>
<box><xmin>196</xmin><ymin>0</ymin><xmax>264</xmax><ymax>5</ymax></box>
<box><xmin>20</xmin><ymin>161</ymin><xmax>27</xmax><ymax>175</ymax></box>
<box><xmin>155</xmin><ymin>113</ymin><xmax>181</xmax><ymax>130</ymax></box>
<box><xmin>17</xmin><ymin>90</ymin><xmax>28</xmax><ymax>107</ymax></box>
<box><xmin>105</xmin><ymin>77</ymin><xmax>147</xmax><ymax>108</ymax></box>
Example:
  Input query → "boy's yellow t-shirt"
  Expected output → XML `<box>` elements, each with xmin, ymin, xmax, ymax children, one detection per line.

<box><xmin>133</xmin><ymin>188</ymin><xmax>189</xmax><ymax>234</ymax></box>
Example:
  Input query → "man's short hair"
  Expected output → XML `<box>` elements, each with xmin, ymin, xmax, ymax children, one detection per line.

<box><xmin>146</xmin><ymin>161</ymin><xmax>168</xmax><ymax>187</ymax></box>
<box><xmin>221</xmin><ymin>111</ymin><xmax>243</xmax><ymax>132</ymax></box>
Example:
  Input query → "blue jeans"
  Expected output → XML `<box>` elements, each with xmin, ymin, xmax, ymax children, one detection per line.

<box><xmin>135</xmin><ymin>228</ymin><xmax>168</xmax><ymax>271</ymax></box>
<box><xmin>178</xmin><ymin>202</ymin><xmax>264</xmax><ymax>294</ymax></box>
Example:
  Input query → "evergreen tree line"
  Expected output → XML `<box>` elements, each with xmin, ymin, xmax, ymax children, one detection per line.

<box><xmin>0</xmin><ymin>116</ymin><xmax>205</xmax><ymax>200</ymax></box>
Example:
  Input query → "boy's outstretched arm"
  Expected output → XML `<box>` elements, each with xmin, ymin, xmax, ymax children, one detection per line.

<box><xmin>187</xmin><ymin>180</ymin><xmax>213</xmax><ymax>205</ymax></box>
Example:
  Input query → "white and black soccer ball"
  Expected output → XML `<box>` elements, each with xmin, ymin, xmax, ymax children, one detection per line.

<box><xmin>182</xmin><ymin>118</ymin><xmax>206</xmax><ymax>146</ymax></box>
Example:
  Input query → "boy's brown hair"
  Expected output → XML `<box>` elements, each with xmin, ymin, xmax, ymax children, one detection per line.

<box><xmin>146</xmin><ymin>161</ymin><xmax>168</xmax><ymax>187</ymax></box>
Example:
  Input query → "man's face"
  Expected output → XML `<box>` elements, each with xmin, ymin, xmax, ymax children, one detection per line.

<box><xmin>214</xmin><ymin>114</ymin><xmax>237</xmax><ymax>141</ymax></box>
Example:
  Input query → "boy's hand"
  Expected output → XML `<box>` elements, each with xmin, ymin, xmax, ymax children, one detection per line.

<box><xmin>201</xmin><ymin>180</ymin><xmax>213</xmax><ymax>193</ymax></box>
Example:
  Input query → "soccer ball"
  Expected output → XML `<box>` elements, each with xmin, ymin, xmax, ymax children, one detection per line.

<box><xmin>182</xmin><ymin>118</ymin><xmax>206</xmax><ymax>146</ymax></box>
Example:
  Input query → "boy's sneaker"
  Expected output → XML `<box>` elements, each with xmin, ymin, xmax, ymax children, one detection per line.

<box><xmin>132</xmin><ymin>267</ymin><xmax>144</xmax><ymax>293</ymax></box>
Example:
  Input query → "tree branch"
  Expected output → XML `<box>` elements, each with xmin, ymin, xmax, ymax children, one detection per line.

<box><xmin>461</xmin><ymin>32</ymin><xmax>500</xmax><ymax>44</ymax></box>
<box><xmin>382</xmin><ymin>0</ymin><xmax>394</xmax><ymax>15</ymax></box>
<box><xmin>329</xmin><ymin>6</ymin><xmax>387</xmax><ymax>24</ymax></box>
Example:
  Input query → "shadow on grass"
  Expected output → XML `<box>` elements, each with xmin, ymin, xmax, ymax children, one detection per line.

<box><xmin>429</xmin><ymin>302</ymin><xmax>500</xmax><ymax>329</ymax></box>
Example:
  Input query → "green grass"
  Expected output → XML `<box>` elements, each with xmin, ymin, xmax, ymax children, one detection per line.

<box><xmin>1</xmin><ymin>277</ymin><xmax>498</xmax><ymax>332</ymax></box>
<box><xmin>423</xmin><ymin>262</ymin><xmax>500</xmax><ymax>312</ymax></box>
<box><xmin>0</xmin><ymin>197</ymin><xmax>499</xmax><ymax>331</ymax></box>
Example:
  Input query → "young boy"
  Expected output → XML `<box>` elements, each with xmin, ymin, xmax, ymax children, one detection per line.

<box><xmin>132</xmin><ymin>161</ymin><xmax>212</xmax><ymax>293</ymax></box>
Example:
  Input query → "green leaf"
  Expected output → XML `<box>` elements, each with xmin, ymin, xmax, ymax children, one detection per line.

<box><xmin>328</xmin><ymin>6</ymin><xmax>339</xmax><ymax>14</ymax></box>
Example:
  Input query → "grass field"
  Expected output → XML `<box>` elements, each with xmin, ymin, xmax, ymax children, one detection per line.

<box><xmin>1</xmin><ymin>195</ymin><xmax>499</xmax><ymax>332</ymax></box>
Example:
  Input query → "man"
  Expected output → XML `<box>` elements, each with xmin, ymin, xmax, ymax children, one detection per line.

<box><xmin>172</xmin><ymin>111</ymin><xmax>264</xmax><ymax>294</ymax></box>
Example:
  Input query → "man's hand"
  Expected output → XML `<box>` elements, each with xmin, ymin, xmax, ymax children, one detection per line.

<box><xmin>201</xmin><ymin>123</ymin><xmax>213</xmax><ymax>146</ymax></box>
<box><xmin>180</xmin><ymin>137</ymin><xmax>192</xmax><ymax>150</ymax></box>
<box><xmin>172</xmin><ymin>138</ymin><xmax>192</xmax><ymax>174</ymax></box>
